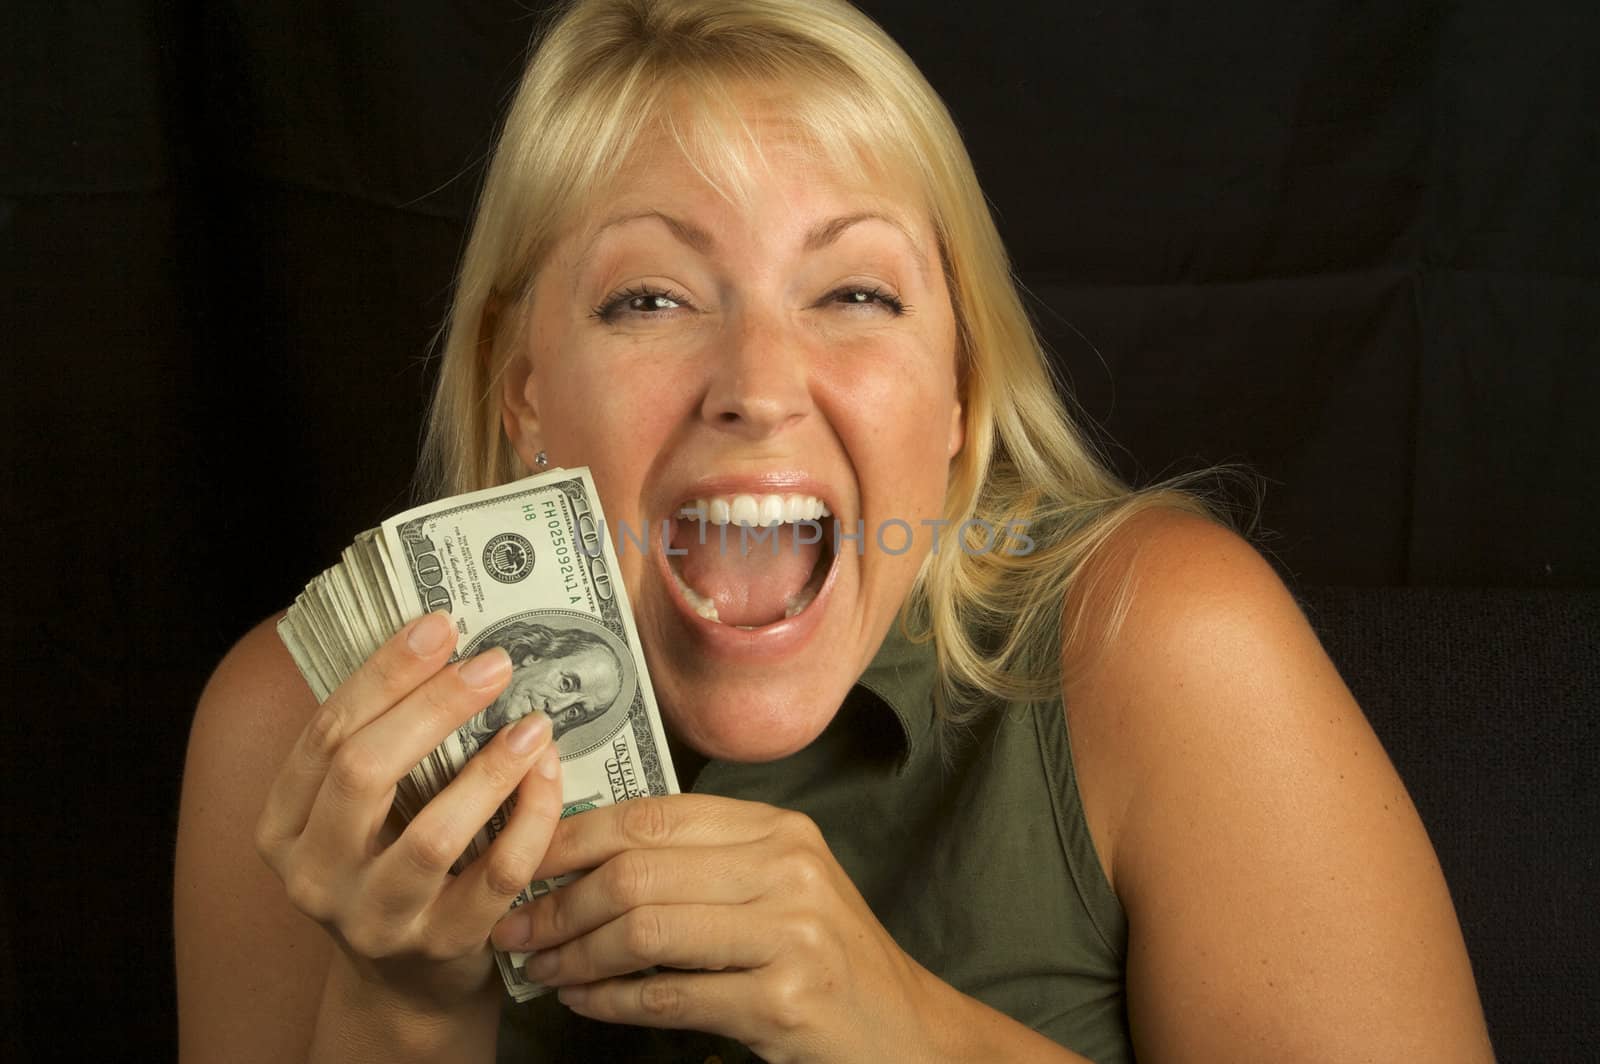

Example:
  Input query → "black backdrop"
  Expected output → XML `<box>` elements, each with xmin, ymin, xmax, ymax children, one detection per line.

<box><xmin>3</xmin><ymin>1</ymin><xmax>1597</xmax><ymax>1058</ymax></box>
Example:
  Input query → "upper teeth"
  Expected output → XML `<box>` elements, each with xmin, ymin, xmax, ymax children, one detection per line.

<box><xmin>678</xmin><ymin>493</ymin><xmax>831</xmax><ymax>526</ymax></box>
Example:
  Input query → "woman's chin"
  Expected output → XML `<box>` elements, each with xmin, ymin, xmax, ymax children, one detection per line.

<box><xmin>633</xmin><ymin>557</ymin><xmax>867</xmax><ymax>762</ymax></box>
<box><xmin>660</xmin><ymin>682</ymin><xmax>843</xmax><ymax>764</ymax></box>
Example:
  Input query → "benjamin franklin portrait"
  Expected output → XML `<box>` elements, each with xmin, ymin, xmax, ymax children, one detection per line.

<box><xmin>461</xmin><ymin>617</ymin><xmax>629</xmax><ymax>755</ymax></box>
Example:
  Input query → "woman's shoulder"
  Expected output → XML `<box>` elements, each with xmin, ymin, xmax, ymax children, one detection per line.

<box><xmin>1057</xmin><ymin>507</ymin><xmax>1493</xmax><ymax>1057</ymax></box>
<box><xmin>183</xmin><ymin>612</ymin><xmax>321</xmax><ymax>860</ymax></box>
<box><xmin>185</xmin><ymin>612</ymin><xmax>324</xmax><ymax>844</ymax></box>
<box><xmin>194</xmin><ymin>610</ymin><xmax>319</xmax><ymax>753</ymax></box>
<box><xmin>1057</xmin><ymin>503</ymin><xmax>1296</xmax><ymax>690</ymax></box>
<box><xmin>176</xmin><ymin>615</ymin><xmax>337</xmax><ymax>1059</ymax></box>
<box><xmin>1056</xmin><ymin>505</ymin><xmax>1319</xmax><ymax>893</ymax></box>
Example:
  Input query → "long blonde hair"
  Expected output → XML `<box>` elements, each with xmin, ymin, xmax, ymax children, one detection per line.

<box><xmin>421</xmin><ymin>0</ymin><xmax>1258</xmax><ymax>718</ymax></box>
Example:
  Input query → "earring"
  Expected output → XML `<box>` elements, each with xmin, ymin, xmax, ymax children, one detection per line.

<box><xmin>534</xmin><ymin>450</ymin><xmax>549</xmax><ymax>470</ymax></box>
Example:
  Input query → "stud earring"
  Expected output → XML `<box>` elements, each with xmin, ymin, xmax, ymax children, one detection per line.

<box><xmin>534</xmin><ymin>450</ymin><xmax>549</xmax><ymax>470</ymax></box>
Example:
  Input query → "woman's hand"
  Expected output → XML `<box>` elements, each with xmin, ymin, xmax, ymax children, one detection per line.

<box><xmin>254</xmin><ymin>611</ymin><xmax>566</xmax><ymax>1014</ymax></box>
<box><xmin>488</xmin><ymin>794</ymin><xmax>950</xmax><ymax>1064</ymax></box>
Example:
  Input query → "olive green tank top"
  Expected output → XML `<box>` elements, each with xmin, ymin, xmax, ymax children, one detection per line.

<box><xmin>498</xmin><ymin>620</ymin><xmax>1133</xmax><ymax>1063</ymax></box>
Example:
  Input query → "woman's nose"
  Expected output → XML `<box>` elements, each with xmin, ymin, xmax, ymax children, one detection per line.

<box><xmin>699</xmin><ymin>307</ymin><xmax>813</xmax><ymax>440</ymax></box>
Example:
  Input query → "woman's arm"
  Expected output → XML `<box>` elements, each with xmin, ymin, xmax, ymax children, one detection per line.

<box><xmin>1061</xmin><ymin>510</ymin><xmax>1494</xmax><ymax>1062</ymax></box>
<box><xmin>174</xmin><ymin>615</ymin><xmax>533</xmax><ymax>1062</ymax></box>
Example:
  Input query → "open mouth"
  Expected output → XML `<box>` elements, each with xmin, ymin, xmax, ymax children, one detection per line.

<box><xmin>664</xmin><ymin>493</ymin><xmax>837</xmax><ymax>630</ymax></box>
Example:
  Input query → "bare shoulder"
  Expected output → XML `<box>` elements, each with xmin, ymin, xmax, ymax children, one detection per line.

<box><xmin>1059</xmin><ymin>507</ymin><xmax>1492</xmax><ymax>1060</ymax></box>
<box><xmin>193</xmin><ymin>611</ymin><xmax>317</xmax><ymax>749</ymax></box>
<box><xmin>184</xmin><ymin>612</ymin><xmax>321</xmax><ymax>818</ymax></box>
<box><xmin>175</xmin><ymin>613</ymin><xmax>331</xmax><ymax>1062</ymax></box>
<box><xmin>1059</xmin><ymin>506</ymin><xmax>1296</xmax><ymax>887</ymax></box>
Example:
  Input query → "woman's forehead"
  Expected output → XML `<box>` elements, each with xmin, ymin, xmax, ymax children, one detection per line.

<box><xmin>555</xmin><ymin>140</ymin><xmax>934</xmax><ymax>275</ymax></box>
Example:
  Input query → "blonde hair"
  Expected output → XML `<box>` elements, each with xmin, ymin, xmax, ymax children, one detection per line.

<box><xmin>421</xmin><ymin>0</ymin><xmax>1259</xmax><ymax>718</ymax></box>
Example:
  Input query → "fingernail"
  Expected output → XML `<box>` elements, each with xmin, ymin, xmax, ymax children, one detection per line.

<box><xmin>406</xmin><ymin>611</ymin><xmax>451</xmax><ymax>656</ymax></box>
<box><xmin>536</xmin><ymin>746</ymin><xmax>561</xmax><ymax>779</ymax></box>
<box><xmin>505</xmin><ymin>712</ymin><xmax>551</xmax><ymax>754</ymax></box>
<box><xmin>525</xmin><ymin>950</ymin><xmax>558</xmax><ymax>982</ymax></box>
<box><xmin>492</xmin><ymin>910</ymin><xmax>530</xmax><ymax>950</ymax></box>
<box><xmin>459</xmin><ymin>648</ymin><xmax>510</xmax><ymax>688</ymax></box>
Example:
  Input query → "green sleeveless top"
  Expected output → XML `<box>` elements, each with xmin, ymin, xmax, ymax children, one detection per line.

<box><xmin>498</xmin><ymin>620</ymin><xmax>1133</xmax><ymax>1063</ymax></box>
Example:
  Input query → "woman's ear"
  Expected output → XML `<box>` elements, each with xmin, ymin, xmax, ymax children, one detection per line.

<box><xmin>947</xmin><ymin>397</ymin><xmax>965</xmax><ymax>459</ymax></box>
<box><xmin>487</xmin><ymin>292</ymin><xmax>545</xmax><ymax>469</ymax></box>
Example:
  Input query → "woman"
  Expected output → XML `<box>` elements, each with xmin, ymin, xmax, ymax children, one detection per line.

<box><xmin>175</xmin><ymin>1</ymin><xmax>1494</xmax><ymax>1060</ymax></box>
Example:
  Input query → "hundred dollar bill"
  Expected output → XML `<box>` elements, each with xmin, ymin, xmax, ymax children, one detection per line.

<box><xmin>277</xmin><ymin>468</ymin><xmax>680</xmax><ymax>1001</ymax></box>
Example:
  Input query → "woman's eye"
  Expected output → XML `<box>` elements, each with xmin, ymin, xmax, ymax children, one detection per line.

<box><xmin>592</xmin><ymin>285</ymin><xmax>685</xmax><ymax>322</ymax></box>
<box><xmin>593</xmin><ymin>284</ymin><xmax>906</xmax><ymax>321</ymax></box>
<box><xmin>830</xmin><ymin>286</ymin><xmax>906</xmax><ymax>314</ymax></box>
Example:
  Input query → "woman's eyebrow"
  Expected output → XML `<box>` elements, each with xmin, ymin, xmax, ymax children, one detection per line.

<box><xmin>802</xmin><ymin>211</ymin><xmax>924</xmax><ymax>259</ymax></box>
<box><xmin>577</xmin><ymin>209</ymin><xmax>928</xmax><ymax>277</ymax></box>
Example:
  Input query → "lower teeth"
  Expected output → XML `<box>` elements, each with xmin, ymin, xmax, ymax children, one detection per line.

<box><xmin>669</xmin><ymin>565</ymin><xmax>723</xmax><ymax>621</ymax></box>
<box><xmin>675</xmin><ymin>573</ymin><xmax>721</xmax><ymax>622</ymax></box>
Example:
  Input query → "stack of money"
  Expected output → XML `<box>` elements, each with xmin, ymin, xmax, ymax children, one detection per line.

<box><xmin>277</xmin><ymin>467</ymin><xmax>680</xmax><ymax>1001</ymax></box>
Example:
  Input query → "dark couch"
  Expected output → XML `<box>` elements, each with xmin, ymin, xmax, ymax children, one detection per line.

<box><xmin>1296</xmin><ymin>586</ymin><xmax>1599</xmax><ymax>1061</ymax></box>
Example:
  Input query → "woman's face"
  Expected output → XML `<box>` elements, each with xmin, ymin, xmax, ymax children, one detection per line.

<box><xmin>497</xmin><ymin>645</ymin><xmax>623</xmax><ymax>739</ymax></box>
<box><xmin>502</xmin><ymin>100</ymin><xmax>963</xmax><ymax>761</ymax></box>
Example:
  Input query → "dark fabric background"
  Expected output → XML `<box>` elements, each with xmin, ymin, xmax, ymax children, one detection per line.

<box><xmin>3</xmin><ymin>1</ymin><xmax>1596</xmax><ymax>1059</ymax></box>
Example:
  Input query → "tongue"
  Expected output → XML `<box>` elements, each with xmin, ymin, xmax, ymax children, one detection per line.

<box><xmin>676</xmin><ymin>522</ymin><xmax>822</xmax><ymax>627</ymax></box>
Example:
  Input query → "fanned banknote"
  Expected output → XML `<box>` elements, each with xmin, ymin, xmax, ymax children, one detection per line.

<box><xmin>277</xmin><ymin>467</ymin><xmax>680</xmax><ymax>1001</ymax></box>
